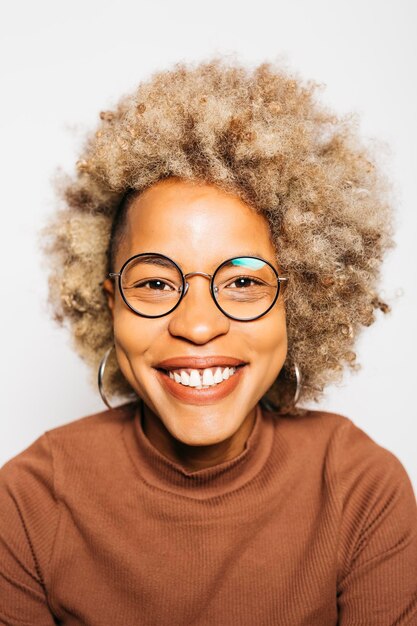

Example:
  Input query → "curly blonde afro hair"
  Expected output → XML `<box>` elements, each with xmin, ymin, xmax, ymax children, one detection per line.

<box><xmin>43</xmin><ymin>57</ymin><xmax>393</xmax><ymax>410</ymax></box>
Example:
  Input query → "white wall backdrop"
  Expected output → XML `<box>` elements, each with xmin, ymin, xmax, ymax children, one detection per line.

<box><xmin>1</xmin><ymin>0</ymin><xmax>416</xmax><ymax>491</ymax></box>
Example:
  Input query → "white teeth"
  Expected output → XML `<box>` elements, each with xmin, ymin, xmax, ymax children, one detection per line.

<box><xmin>167</xmin><ymin>366</ymin><xmax>239</xmax><ymax>389</ymax></box>
<box><xmin>180</xmin><ymin>371</ymin><xmax>190</xmax><ymax>385</ymax></box>
<box><xmin>202</xmin><ymin>368</ymin><xmax>215</xmax><ymax>385</ymax></box>
<box><xmin>189</xmin><ymin>370</ymin><xmax>202</xmax><ymax>387</ymax></box>
<box><xmin>213</xmin><ymin>367</ymin><xmax>223</xmax><ymax>384</ymax></box>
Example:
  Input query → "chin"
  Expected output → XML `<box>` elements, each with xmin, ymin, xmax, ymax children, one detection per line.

<box><xmin>167</xmin><ymin>421</ymin><xmax>240</xmax><ymax>447</ymax></box>
<box><xmin>157</xmin><ymin>402</ymin><xmax>251</xmax><ymax>447</ymax></box>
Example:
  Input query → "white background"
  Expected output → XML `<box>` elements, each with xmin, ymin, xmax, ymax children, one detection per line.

<box><xmin>0</xmin><ymin>0</ymin><xmax>416</xmax><ymax>491</ymax></box>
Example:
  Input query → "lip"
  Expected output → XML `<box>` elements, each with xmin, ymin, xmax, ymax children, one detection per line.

<box><xmin>155</xmin><ymin>364</ymin><xmax>246</xmax><ymax>405</ymax></box>
<box><xmin>154</xmin><ymin>356</ymin><xmax>247</xmax><ymax>371</ymax></box>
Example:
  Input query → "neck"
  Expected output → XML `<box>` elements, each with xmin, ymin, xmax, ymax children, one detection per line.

<box><xmin>141</xmin><ymin>402</ymin><xmax>257</xmax><ymax>472</ymax></box>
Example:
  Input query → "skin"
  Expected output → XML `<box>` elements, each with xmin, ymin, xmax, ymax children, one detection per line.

<box><xmin>103</xmin><ymin>178</ymin><xmax>287</xmax><ymax>472</ymax></box>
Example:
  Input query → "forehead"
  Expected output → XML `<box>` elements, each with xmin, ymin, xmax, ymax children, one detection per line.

<box><xmin>118</xmin><ymin>179</ymin><xmax>276</xmax><ymax>269</ymax></box>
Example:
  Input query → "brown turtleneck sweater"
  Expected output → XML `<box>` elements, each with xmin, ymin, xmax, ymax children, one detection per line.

<box><xmin>0</xmin><ymin>403</ymin><xmax>416</xmax><ymax>625</ymax></box>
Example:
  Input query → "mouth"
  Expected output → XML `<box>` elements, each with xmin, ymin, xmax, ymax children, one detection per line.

<box><xmin>154</xmin><ymin>363</ymin><xmax>247</xmax><ymax>405</ymax></box>
<box><xmin>156</xmin><ymin>364</ymin><xmax>246</xmax><ymax>389</ymax></box>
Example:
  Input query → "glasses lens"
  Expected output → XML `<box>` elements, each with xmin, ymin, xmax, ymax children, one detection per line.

<box><xmin>213</xmin><ymin>257</ymin><xmax>279</xmax><ymax>320</ymax></box>
<box><xmin>120</xmin><ymin>255</ymin><xmax>183</xmax><ymax>316</ymax></box>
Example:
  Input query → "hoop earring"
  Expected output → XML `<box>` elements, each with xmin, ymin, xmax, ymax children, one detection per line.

<box><xmin>260</xmin><ymin>361</ymin><xmax>302</xmax><ymax>413</ymax></box>
<box><xmin>293</xmin><ymin>362</ymin><xmax>301</xmax><ymax>405</ymax></box>
<box><xmin>98</xmin><ymin>346</ymin><xmax>115</xmax><ymax>409</ymax></box>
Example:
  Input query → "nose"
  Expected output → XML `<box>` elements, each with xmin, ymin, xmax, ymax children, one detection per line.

<box><xmin>167</xmin><ymin>274</ymin><xmax>230</xmax><ymax>344</ymax></box>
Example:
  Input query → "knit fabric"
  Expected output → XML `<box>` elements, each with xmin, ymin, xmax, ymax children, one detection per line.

<box><xmin>0</xmin><ymin>402</ymin><xmax>416</xmax><ymax>625</ymax></box>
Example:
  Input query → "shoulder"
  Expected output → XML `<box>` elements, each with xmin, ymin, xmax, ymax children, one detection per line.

<box><xmin>0</xmin><ymin>406</ymin><xmax>136</xmax><ymax>611</ymax></box>
<box><xmin>272</xmin><ymin>407</ymin><xmax>407</xmax><ymax>472</ymax></box>
<box><xmin>268</xmin><ymin>407</ymin><xmax>416</xmax><ymax>513</ymax></box>
<box><xmin>43</xmin><ymin>401</ymin><xmax>137</xmax><ymax>453</ymax></box>
<box><xmin>293</xmin><ymin>410</ymin><xmax>417</xmax><ymax>576</ymax></box>
<box><xmin>271</xmin><ymin>407</ymin><xmax>352</xmax><ymax>441</ymax></box>
<box><xmin>301</xmin><ymin>408</ymin><xmax>413</xmax><ymax>491</ymax></box>
<box><xmin>269</xmin><ymin>408</ymin><xmax>417</xmax><ymax>586</ymax></box>
<box><xmin>268</xmin><ymin>407</ymin><xmax>364</xmax><ymax>469</ymax></box>
<box><xmin>0</xmin><ymin>402</ymin><xmax>137</xmax><ymax>493</ymax></box>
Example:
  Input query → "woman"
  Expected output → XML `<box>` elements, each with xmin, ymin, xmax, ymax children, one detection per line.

<box><xmin>0</xmin><ymin>58</ymin><xmax>416</xmax><ymax>625</ymax></box>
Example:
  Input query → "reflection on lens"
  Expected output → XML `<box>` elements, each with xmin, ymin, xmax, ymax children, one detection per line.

<box><xmin>230</xmin><ymin>257</ymin><xmax>266</xmax><ymax>270</ymax></box>
<box><xmin>214</xmin><ymin>257</ymin><xmax>278</xmax><ymax>320</ymax></box>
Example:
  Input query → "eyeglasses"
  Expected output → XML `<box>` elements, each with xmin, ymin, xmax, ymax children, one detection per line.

<box><xmin>108</xmin><ymin>253</ymin><xmax>288</xmax><ymax>322</ymax></box>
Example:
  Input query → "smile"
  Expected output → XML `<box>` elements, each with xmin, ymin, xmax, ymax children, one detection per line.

<box><xmin>155</xmin><ymin>364</ymin><xmax>246</xmax><ymax>405</ymax></box>
<box><xmin>166</xmin><ymin>366</ymin><xmax>238</xmax><ymax>389</ymax></box>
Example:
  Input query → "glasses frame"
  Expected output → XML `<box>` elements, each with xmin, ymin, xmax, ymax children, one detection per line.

<box><xmin>108</xmin><ymin>252</ymin><xmax>288</xmax><ymax>322</ymax></box>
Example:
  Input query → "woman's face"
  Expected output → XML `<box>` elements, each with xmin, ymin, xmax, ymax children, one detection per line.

<box><xmin>104</xmin><ymin>178</ymin><xmax>287</xmax><ymax>449</ymax></box>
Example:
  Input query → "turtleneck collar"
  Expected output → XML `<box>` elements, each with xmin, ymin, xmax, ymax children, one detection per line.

<box><xmin>123</xmin><ymin>401</ymin><xmax>274</xmax><ymax>500</ymax></box>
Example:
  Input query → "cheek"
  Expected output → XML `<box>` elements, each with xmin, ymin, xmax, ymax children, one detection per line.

<box><xmin>112</xmin><ymin>308</ymin><xmax>162</xmax><ymax>372</ymax></box>
<box><xmin>248</xmin><ymin>307</ymin><xmax>287</xmax><ymax>384</ymax></box>
<box><xmin>112</xmin><ymin>308</ymin><xmax>169</xmax><ymax>398</ymax></box>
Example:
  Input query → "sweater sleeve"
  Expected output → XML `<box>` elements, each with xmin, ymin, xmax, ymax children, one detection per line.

<box><xmin>336</xmin><ymin>420</ymin><xmax>417</xmax><ymax>625</ymax></box>
<box><xmin>0</xmin><ymin>433</ymin><xmax>58</xmax><ymax>625</ymax></box>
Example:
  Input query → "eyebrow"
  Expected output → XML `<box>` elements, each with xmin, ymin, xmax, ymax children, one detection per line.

<box><xmin>134</xmin><ymin>255</ymin><xmax>177</xmax><ymax>269</ymax></box>
<box><xmin>123</xmin><ymin>252</ymin><xmax>277</xmax><ymax>270</ymax></box>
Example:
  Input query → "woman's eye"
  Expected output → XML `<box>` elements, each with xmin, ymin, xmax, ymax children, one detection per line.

<box><xmin>228</xmin><ymin>277</ymin><xmax>259</xmax><ymax>288</ymax></box>
<box><xmin>134</xmin><ymin>280</ymin><xmax>174</xmax><ymax>291</ymax></box>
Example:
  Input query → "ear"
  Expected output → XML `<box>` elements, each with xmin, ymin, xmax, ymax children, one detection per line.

<box><xmin>103</xmin><ymin>278</ymin><xmax>115</xmax><ymax>317</ymax></box>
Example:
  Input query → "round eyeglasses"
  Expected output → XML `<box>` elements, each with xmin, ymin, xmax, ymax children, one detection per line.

<box><xmin>108</xmin><ymin>253</ymin><xmax>288</xmax><ymax>322</ymax></box>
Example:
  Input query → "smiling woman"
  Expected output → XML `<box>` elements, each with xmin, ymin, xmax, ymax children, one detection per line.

<box><xmin>0</xmin><ymin>58</ymin><xmax>416</xmax><ymax>625</ymax></box>
<box><xmin>102</xmin><ymin>179</ymin><xmax>288</xmax><ymax>463</ymax></box>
